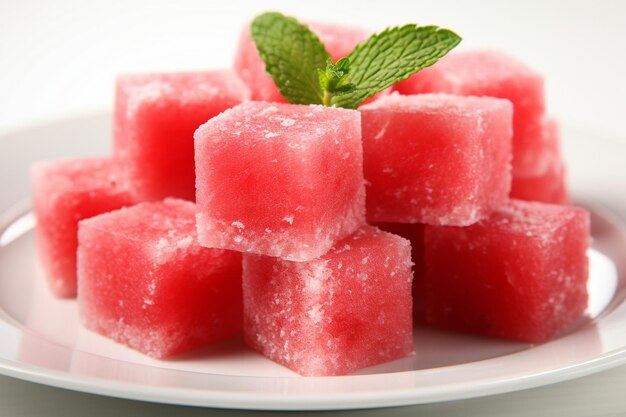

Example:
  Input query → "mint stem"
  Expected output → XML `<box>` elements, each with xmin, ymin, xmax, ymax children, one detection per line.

<box><xmin>323</xmin><ymin>91</ymin><xmax>333</xmax><ymax>107</ymax></box>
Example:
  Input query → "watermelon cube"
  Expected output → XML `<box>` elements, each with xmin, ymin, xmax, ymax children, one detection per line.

<box><xmin>375</xmin><ymin>223</ymin><xmax>426</xmax><ymax>321</ymax></box>
<box><xmin>77</xmin><ymin>198</ymin><xmax>243</xmax><ymax>358</ymax></box>
<box><xmin>512</xmin><ymin>118</ymin><xmax>561</xmax><ymax>177</ymax></box>
<box><xmin>114</xmin><ymin>70</ymin><xmax>250</xmax><ymax>202</ymax></box>
<box><xmin>395</xmin><ymin>50</ymin><xmax>546</xmax><ymax>175</ymax></box>
<box><xmin>31</xmin><ymin>157</ymin><xmax>133</xmax><ymax>298</ymax></box>
<box><xmin>234</xmin><ymin>22</ymin><xmax>370</xmax><ymax>103</ymax></box>
<box><xmin>360</xmin><ymin>93</ymin><xmax>513</xmax><ymax>226</ymax></box>
<box><xmin>243</xmin><ymin>226</ymin><xmax>414</xmax><ymax>376</ymax></box>
<box><xmin>511</xmin><ymin>119</ymin><xmax>569</xmax><ymax>204</ymax></box>
<box><xmin>194</xmin><ymin>101</ymin><xmax>365</xmax><ymax>261</ymax></box>
<box><xmin>424</xmin><ymin>199</ymin><xmax>589</xmax><ymax>342</ymax></box>
<box><xmin>511</xmin><ymin>161</ymin><xmax>568</xmax><ymax>204</ymax></box>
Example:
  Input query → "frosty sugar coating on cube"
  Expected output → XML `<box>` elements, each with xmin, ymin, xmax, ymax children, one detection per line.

<box><xmin>194</xmin><ymin>101</ymin><xmax>365</xmax><ymax>261</ymax></box>
<box><xmin>234</xmin><ymin>22</ymin><xmax>370</xmax><ymax>102</ymax></box>
<box><xmin>32</xmin><ymin>157</ymin><xmax>133</xmax><ymax>298</ymax></box>
<box><xmin>243</xmin><ymin>226</ymin><xmax>414</xmax><ymax>376</ymax></box>
<box><xmin>78</xmin><ymin>198</ymin><xmax>243</xmax><ymax>358</ymax></box>
<box><xmin>360</xmin><ymin>93</ymin><xmax>513</xmax><ymax>226</ymax></box>
<box><xmin>424</xmin><ymin>199</ymin><xmax>589</xmax><ymax>343</ymax></box>
<box><xmin>114</xmin><ymin>70</ymin><xmax>250</xmax><ymax>202</ymax></box>
<box><xmin>375</xmin><ymin>222</ymin><xmax>426</xmax><ymax>321</ymax></box>
<box><xmin>395</xmin><ymin>50</ymin><xmax>545</xmax><ymax>175</ymax></box>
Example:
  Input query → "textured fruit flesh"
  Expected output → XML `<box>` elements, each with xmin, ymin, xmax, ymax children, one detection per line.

<box><xmin>194</xmin><ymin>101</ymin><xmax>365</xmax><ymax>261</ymax></box>
<box><xmin>78</xmin><ymin>198</ymin><xmax>243</xmax><ymax>358</ymax></box>
<box><xmin>424</xmin><ymin>199</ymin><xmax>589</xmax><ymax>342</ymax></box>
<box><xmin>511</xmin><ymin>119</ymin><xmax>569</xmax><ymax>204</ymax></box>
<box><xmin>375</xmin><ymin>222</ymin><xmax>426</xmax><ymax>321</ymax></box>
<box><xmin>32</xmin><ymin>157</ymin><xmax>133</xmax><ymax>297</ymax></box>
<box><xmin>395</xmin><ymin>50</ymin><xmax>545</xmax><ymax>176</ymax></box>
<box><xmin>243</xmin><ymin>226</ymin><xmax>414</xmax><ymax>376</ymax></box>
<box><xmin>360</xmin><ymin>93</ymin><xmax>513</xmax><ymax>226</ymax></box>
<box><xmin>114</xmin><ymin>70</ymin><xmax>250</xmax><ymax>201</ymax></box>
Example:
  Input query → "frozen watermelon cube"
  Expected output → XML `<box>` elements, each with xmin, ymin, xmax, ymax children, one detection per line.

<box><xmin>424</xmin><ymin>199</ymin><xmax>589</xmax><ymax>342</ymax></box>
<box><xmin>375</xmin><ymin>222</ymin><xmax>426</xmax><ymax>321</ymax></box>
<box><xmin>31</xmin><ymin>157</ymin><xmax>133</xmax><ymax>298</ymax></box>
<box><xmin>194</xmin><ymin>101</ymin><xmax>365</xmax><ymax>261</ymax></box>
<box><xmin>511</xmin><ymin>160</ymin><xmax>568</xmax><ymax>204</ymax></box>
<box><xmin>512</xmin><ymin>118</ymin><xmax>562</xmax><ymax>177</ymax></box>
<box><xmin>511</xmin><ymin>119</ymin><xmax>569</xmax><ymax>204</ymax></box>
<box><xmin>114</xmin><ymin>70</ymin><xmax>250</xmax><ymax>202</ymax></box>
<box><xmin>234</xmin><ymin>21</ymin><xmax>370</xmax><ymax>103</ymax></box>
<box><xmin>360</xmin><ymin>93</ymin><xmax>513</xmax><ymax>226</ymax></box>
<box><xmin>77</xmin><ymin>198</ymin><xmax>243</xmax><ymax>358</ymax></box>
<box><xmin>395</xmin><ymin>50</ymin><xmax>545</xmax><ymax>175</ymax></box>
<box><xmin>243</xmin><ymin>226</ymin><xmax>414</xmax><ymax>376</ymax></box>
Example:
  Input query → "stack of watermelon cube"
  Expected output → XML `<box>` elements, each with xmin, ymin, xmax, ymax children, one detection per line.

<box><xmin>193</xmin><ymin>100</ymin><xmax>415</xmax><ymax>375</ymax></box>
<box><xmin>395</xmin><ymin>50</ymin><xmax>569</xmax><ymax>205</ymax></box>
<box><xmin>375</xmin><ymin>51</ymin><xmax>588</xmax><ymax>339</ymax></box>
<box><xmin>30</xmin><ymin>19</ymin><xmax>590</xmax><ymax>376</ymax></box>
<box><xmin>32</xmin><ymin>70</ymin><xmax>251</xmax><ymax>356</ymax></box>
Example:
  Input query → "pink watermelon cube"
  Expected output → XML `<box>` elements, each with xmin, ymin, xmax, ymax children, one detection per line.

<box><xmin>395</xmin><ymin>50</ymin><xmax>546</xmax><ymax>175</ymax></box>
<box><xmin>375</xmin><ymin>222</ymin><xmax>426</xmax><ymax>321</ymax></box>
<box><xmin>360</xmin><ymin>93</ymin><xmax>513</xmax><ymax>226</ymax></box>
<box><xmin>114</xmin><ymin>70</ymin><xmax>250</xmax><ymax>202</ymax></box>
<box><xmin>243</xmin><ymin>226</ymin><xmax>414</xmax><ymax>376</ymax></box>
<box><xmin>234</xmin><ymin>22</ymin><xmax>369</xmax><ymax>103</ymax></box>
<box><xmin>511</xmin><ymin>161</ymin><xmax>568</xmax><ymax>204</ymax></box>
<box><xmin>424</xmin><ymin>199</ymin><xmax>589</xmax><ymax>342</ymax></box>
<box><xmin>194</xmin><ymin>101</ymin><xmax>365</xmax><ymax>261</ymax></box>
<box><xmin>512</xmin><ymin>118</ymin><xmax>561</xmax><ymax>177</ymax></box>
<box><xmin>77</xmin><ymin>198</ymin><xmax>243</xmax><ymax>358</ymax></box>
<box><xmin>511</xmin><ymin>119</ymin><xmax>569</xmax><ymax>204</ymax></box>
<box><xmin>31</xmin><ymin>157</ymin><xmax>133</xmax><ymax>298</ymax></box>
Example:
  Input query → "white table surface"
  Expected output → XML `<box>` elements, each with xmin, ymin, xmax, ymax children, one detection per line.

<box><xmin>1</xmin><ymin>0</ymin><xmax>626</xmax><ymax>415</ymax></box>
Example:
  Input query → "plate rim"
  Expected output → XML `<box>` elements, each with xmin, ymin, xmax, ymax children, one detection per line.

<box><xmin>1</xmin><ymin>339</ymin><xmax>626</xmax><ymax>410</ymax></box>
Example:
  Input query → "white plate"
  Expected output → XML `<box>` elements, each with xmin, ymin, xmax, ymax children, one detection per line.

<box><xmin>0</xmin><ymin>116</ymin><xmax>625</xmax><ymax>411</ymax></box>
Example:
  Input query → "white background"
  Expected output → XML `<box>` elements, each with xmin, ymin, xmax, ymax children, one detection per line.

<box><xmin>1</xmin><ymin>0</ymin><xmax>625</xmax><ymax>138</ymax></box>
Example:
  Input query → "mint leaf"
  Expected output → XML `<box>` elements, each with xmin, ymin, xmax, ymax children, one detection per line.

<box><xmin>317</xmin><ymin>58</ymin><xmax>356</xmax><ymax>105</ymax></box>
<box><xmin>250</xmin><ymin>14</ymin><xmax>461</xmax><ymax>109</ymax></box>
<box><xmin>332</xmin><ymin>25</ymin><xmax>462</xmax><ymax>109</ymax></box>
<box><xmin>251</xmin><ymin>12</ymin><xmax>330</xmax><ymax>105</ymax></box>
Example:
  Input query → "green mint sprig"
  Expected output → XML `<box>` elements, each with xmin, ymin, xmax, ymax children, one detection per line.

<box><xmin>251</xmin><ymin>12</ymin><xmax>329</xmax><ymax>105</ymax></box>
<box><xmin>334</xmin><ymin>25</ymin><xmax>462</xmax><ymax>108</ymax></box>
<box><xmin>251</xmin><ymin>12</ymin><xmax>462</xmax><ymax>109</ymax></box>
<box><xmin>317</xmin><ymin>58</ymin><xmax>356</xmax><ymax>106</ymax></box>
